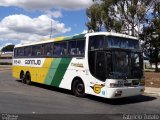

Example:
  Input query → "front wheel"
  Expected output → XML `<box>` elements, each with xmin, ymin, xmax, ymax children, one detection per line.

<box><xmin>72</xmin><ymin>79</ymin><xmax>86</xmax><ymax>97</ymax></box>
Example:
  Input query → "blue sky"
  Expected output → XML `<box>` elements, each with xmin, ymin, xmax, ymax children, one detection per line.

<box><xmin>0</xmin><ymin>0</ymin><xmax>93</xmax><ymax>49</ymax></box>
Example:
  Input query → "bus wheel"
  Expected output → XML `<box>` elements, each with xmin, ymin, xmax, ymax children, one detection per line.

<box><xmin>20</xmin><ymin>71</ymin><xmax>26</xmax><ymax>83</ymax></box>
<box><xmin>72</xmin><ymin>79</ymin><xmax>86</xmax><ymax>97</ymax></box>
<box><xmin>25</xmin><ymin>72</ymin><xmax>32</xmax><ymax>85</ymax></box>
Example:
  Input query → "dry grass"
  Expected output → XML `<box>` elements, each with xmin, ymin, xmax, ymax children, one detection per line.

<box><xmin>145</xmin><ymin>72</ymin><xmax>160</xmax><ymax>88</ymax></box>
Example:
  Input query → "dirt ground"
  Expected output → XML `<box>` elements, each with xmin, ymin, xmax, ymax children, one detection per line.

<box><xmin>145</xmin><ymin>72</ymin><xmax>160</xmax><ymax>88</ymax></box>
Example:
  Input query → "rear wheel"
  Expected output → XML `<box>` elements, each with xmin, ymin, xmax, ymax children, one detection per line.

<box><xmin>72</xmin><ymin>79</ymin><xmax>86</xmax><ymax>97</ymax></box>
<box><xmin>20</xmin><ymin>71</ymin><xmax>26</xmax><ymax>83</ymax></box>
<box><xmin>25</xmin><ymin>72</ymin><xmax>32</xmax><ymax>85</ymax></box>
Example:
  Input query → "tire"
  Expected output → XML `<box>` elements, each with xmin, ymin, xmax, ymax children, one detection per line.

<box><xmin>25</xmin><ymin>72</ymin><xmax>32</xmax><ymax>85</ymax></box>
<box><xmin>72</xmin><ymin>79</ymin><xmax>86</xmax><ymax>97</ymax></box>
<box><xmin>20</xmin><ymin>71</ymin><xmax>26</xmax><ymax>83</ymax></box>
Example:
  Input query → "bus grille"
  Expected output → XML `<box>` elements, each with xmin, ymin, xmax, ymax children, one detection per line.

<box><xmin>124</xmin><ymin>83</ymin><xmax>132</xmax><ymax>86</ymax></box>
<box><xmin>124</xmin><ymin>80</ymin><xmax>139</xmax><ymax>87</ymax></box>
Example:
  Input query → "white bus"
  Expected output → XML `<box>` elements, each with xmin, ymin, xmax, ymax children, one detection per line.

<box><xmin>13</xmin><ymin>32</ymin><xmax>145</xmax><ymax>98</ymax></box>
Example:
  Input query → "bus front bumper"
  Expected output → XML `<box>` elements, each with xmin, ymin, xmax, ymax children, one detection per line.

<box><xmin>106</xmin><ymin>86</ymin><xmax>145</xmax><ymax>98</ymax></box>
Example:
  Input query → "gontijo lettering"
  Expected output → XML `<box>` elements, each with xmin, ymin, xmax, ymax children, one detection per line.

<box><xmin>25</xmin><ymin>60</ymin><xmax>41</xmax><ymax>65</ymax></box>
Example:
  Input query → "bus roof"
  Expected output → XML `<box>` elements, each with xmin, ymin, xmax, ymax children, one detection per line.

<box><xmin>86</xmin><ymin>32</ymin><xmax>138</xmax><ymax>40</ymax></box>
<box><xmin>15</xmin><ymin>33</ymin><xmax>86</xmax><ymax>48</ymax></box>
<box><xmin>15</xmin><ymin>32</ymin><xmax>138</xmax><ymax>48</ymax></box>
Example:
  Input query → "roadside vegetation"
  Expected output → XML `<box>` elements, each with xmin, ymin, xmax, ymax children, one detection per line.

<box><xmin>0</xmin><ymin>62</ymin><xmax>12</xmax><ymax>65</ymax></box>
<box><xmin>87</xmin><ymin>0</ymin><xmax>160</xmax><ymax>72</ymax></box>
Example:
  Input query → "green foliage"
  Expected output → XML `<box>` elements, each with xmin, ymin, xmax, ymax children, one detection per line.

<box><xmin>88</xmin><ymin>0</ymin><xmax>160</xmax><ymax>72</ymax></box>
<box><xmin>86</xmin><ymin>3</ymin><xmax>103</xmax><ymax>31</ymax></box>
<box><xmin>140</xmin><ymin>1</ymin><xmax>160</xmax><ymax>72</ymax></box>
<box><xmin>86</xmin><ymin>0</ymin><xmax>123</xmax><ymax>32</ymax></box>
<box><xmin>0</xmin><ymin>62</ymin><xmax>12</xmax><ymax>65</ymax></box>
<box><xmin>87</xmin><ymin>0</ymin><xmax>152</xmax><ymax>36</ymax></box>
<box><xmin>1</xmin><ymin>45</ymin><xmax>15</xmax><ymax>52</ymax></box>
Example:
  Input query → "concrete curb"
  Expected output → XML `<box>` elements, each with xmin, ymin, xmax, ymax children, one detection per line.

<box><xmin>0</xmin><ymin>68</ymin><xmax>12</xmax><ymax>71</ymax></box>
<box><xmin>144</xmin><ymin>91</ymin><xmax>160</xmax><ymax>97</ymax></box>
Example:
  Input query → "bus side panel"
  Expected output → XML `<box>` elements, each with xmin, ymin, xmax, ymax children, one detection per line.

<box><xmin>12</xmin><ymin>65</ymin><xmax>22</xmax><ymax>79</ymax></box>
<box><xmin>43</xmin><ymin>58</ymin><xmax>62</xmax><ymax>85</ymax></box>
<box><xmin>12</xmin><ymin>65</ymin><xmax>36</xmax><ymax>81</ymax></box>
<box><xmin>12</xmin><ymin>58</ymin><xmax>53</xmax><ymax>83</ymax></box>
<box><xmin>59</xmin><ymin>58</ymin><xmax>87</xmax><ymax>90</ymax></box>
<box><xmin>32</xmin><ymin>58</ymin><xmax>53</xmax><ymax>84</ymax></box>
<box><xmin>43</xmin><ymin>58</ymin><xmax>72</xmax><ymax>87</ymax></box>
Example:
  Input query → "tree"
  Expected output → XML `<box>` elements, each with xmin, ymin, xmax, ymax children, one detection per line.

<box><xmin>86</xmin><ymin>0</ymin><xmax>153</xmax><ymax>37</ymax></box>
<box><xmin>109</xmin><ymin>0</ymin><xmax>153</xmax><ymax>36</ymax></box>
<box><xmin>140</xmin><ymin>1</ymin><xmax>160</xmax><ymax>72</ymax></box>
<box><xmin>1</xmin><ymin>45</ymin><xmax>15</xmax><ymax>52</ymax></box>
<box><xmin>86</xmin><ymin>3</ymin><xmax>103</xmax><ymax>32</ymax></box>
<box><xmin>86</xmin><ymin>0</ymin><xmax>123</xmax><ymax>32</ymax></box>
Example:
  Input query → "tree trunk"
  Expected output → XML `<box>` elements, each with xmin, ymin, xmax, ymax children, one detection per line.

<box><xmin>155</xmin><ymin>47</ymin><xmax>159</xmax><ymax>72</ymax></box>
<box><xmin>131</xmin><ymin>22</ymin><xmax>134</xmax><ymax>36</ymax></box>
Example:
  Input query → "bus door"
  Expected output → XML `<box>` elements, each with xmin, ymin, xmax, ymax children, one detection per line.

<box><xmin>95</xmin><ymin>51</ymin><xmax>107</xmax><ymax>80</ymax></box>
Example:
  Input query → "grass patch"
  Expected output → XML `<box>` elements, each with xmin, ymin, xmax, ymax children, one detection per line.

<box><xmin>145</xmin><ymin>72</ymin><xmax>160</xmax><ymax>88</ymax></box>
<box><xmin>0</xmin><ymin>62</ymin><xmax>12</xmax><ymax>65</ymax></box>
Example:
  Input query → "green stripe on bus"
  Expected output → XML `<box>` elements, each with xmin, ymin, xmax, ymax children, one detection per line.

<box><xmin>44</xmin><ymin>58</ymin><xmax>62</xmax><ymax>85</ymax></box>
<box><xmin>50</xmin><ymin>58</ymin><xmax>72</xmax><ymax>87</ymax></box>
<box><xmin>63</xmin><ymin>34</ymin><xmax>85</xmax><ymax>41</ymax></box>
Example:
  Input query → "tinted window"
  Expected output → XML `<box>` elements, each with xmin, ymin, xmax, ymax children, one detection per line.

<box><xmin>68</xmin><ymin>41</ymin><xmax>76</xmax><ymax>55</ymax></box>
<box><xmin>14</xmin><ymin>48</ymin><xmax>24</xmax><ymax>57</ymax></box>
<box><xmin>107</xmin><ymin>36</ymin><xmax>139</xmax><ymax>49</ymax></box>
<box><xmin>44</xmin><ymin>43</ymin><xmax>53</xmax><ymax>56</ymax></box>
<box><xmin>24</xmin><ymin>47</ymin><xmax>32</xmax><ymax>56</ymax></box>
<box><xmin>76</xmin><ymin>40</ymin><xmax>85</xmax><ymax>56</ymax></box>
<box><xmin>89</xmin><ymin>36</ymin><xmax>105</xmax><ymax>50</ymax></box>
<box><xmin>54</xmin><ymin>42</ymin><xmax>67</xmax><ymax>56</ymax></box>
<box><xmin>32</xmin><ymin>45</ymin><xmax>42</xmax><ymax>56</ymax></box>
<box><xmin>14</xmin><ymin>49</ymin><xmax>17</xmax><ymax>57</ymax></box>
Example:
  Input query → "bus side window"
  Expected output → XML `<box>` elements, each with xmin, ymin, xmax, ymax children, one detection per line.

<box><xmin>24</xmin><ymin>47</ymin><xmax>32</xmax><ymax>57</ymax></box>
<box><xmin>68</xmin><ymin>41</ymin><xmax>76</xmax><ymax>55</ymax></box>
<box><xmin>32</xmin><ymin>45</ymin><xmax>41</xmax><ymax>57</ymax></box>
<box><xmin>44</xmin><ymin>43</ymin><xmax>53</xmax><ymax>57</ymax></box>
<box><xmin>54</xmin><ymin>43</ymin><xmax>61</xmax><ymax>56</ymax></box>
<box><xmin>16</xmin><ymin>48</ymin><xmax>24</xmax><ymax>57</ymax></box>
<box><xmin>41</xmin><ymin>45</ymin><xmax>45</xmax><ymax>56</ymax></box>
<box><xmin>89</xmin><ymin>36</ymin><xmax>105</xmax><ymax>50</ymax></box>
<box><xmin>14</xmin><ymin>49</ymin><xmax>17</xmax><ymax>57</ymax></box>
<box><xmin>54</xmin><ymin>42</ymin><xmax>67</xmax><ymax>56</ymax></box>
<box><xmin>76</xmin><ymin>40</ymin><xmax>85</xmax><ymax>56</ymax></box>
<box><xmin>61</xmin><ymin>42</ymin><xmax>67</xmax><ymax>55</ymax></box>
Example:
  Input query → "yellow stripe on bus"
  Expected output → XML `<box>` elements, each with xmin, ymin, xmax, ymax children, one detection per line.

<box><xmin>12</xmin><ymin>58</ymin><xmax>53</xmax><ymax>84</ymax></box>
<box><xmin>38</xmin><ymin>58</ymin><xmax>53</xmax><ymax>83</ymax></box>
<box><xmin>53</xmin><ymin>37</ymin><xmax>65</xmax><ymax>42</ymax></box>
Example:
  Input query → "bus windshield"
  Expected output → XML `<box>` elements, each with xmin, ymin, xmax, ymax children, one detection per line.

<box><xmin>88</xmin><ymin>35</ymin><xmax>143</xmax><ymax>81</ymax></box>
<box><xmin>107</xmin><ymin>51</ymin><xmax>143</xmax><ymax>79</ymax></box>
<box><xmin>88</xmin><ymin>35</ymin><xmax>139</xmax><ymax>50</ymax></box>
<box><xmin>107</xmin><ymin>36</ymin><xmax>139</xmax><ymax>49</ymax></box>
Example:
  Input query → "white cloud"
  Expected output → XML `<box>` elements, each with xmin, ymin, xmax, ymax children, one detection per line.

<box><xmin>0</xmin><ymin>14</ymin><xmax>71</xmax><ymax>42</ymax></box>
<box><xmin>82</xmin><ymin>30</ymin><xmax>88</xmax><ymax>34</ymax></box>
<box><xmin>4</xmin><ymin>43</ymin><xmax>12</xmax><ymax>46</ymax></box>
<box><xmin>46</xmin><ymin>10</ymin><xmax>62</xmax><ymax>18</ymax></box>
<box><xmin>0</xmin><ymin>0</ymin><xmax>93</xmax><ymax>10</ymax></box>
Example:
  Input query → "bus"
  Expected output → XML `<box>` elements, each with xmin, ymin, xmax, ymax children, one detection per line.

<box><xmin>12</xmin><ymin>32</ymin><xmax>145</xmax><ymax>98</ymax></box>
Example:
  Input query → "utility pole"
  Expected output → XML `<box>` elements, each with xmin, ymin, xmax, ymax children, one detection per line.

<box><xmin>50</xmin><ymin>20</ymin><xmax>53</xmax><ymax>39</ymax></box>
